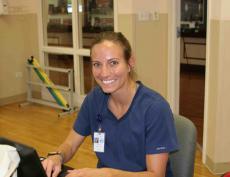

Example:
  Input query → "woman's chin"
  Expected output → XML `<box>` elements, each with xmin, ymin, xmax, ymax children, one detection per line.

<box><xmin>97</xmin><ymin>81</ymin><xmax>117</xmax><ymax>94</ymax></box>
<box><xmin>101</xmin><ymin>87</ymin><xmax>113</xmax><ymax>94</ymax></box>
<box><xmin>99</xmin><ymin>85</ymin><xmax>114</xmax><ymax>94</ymax></box>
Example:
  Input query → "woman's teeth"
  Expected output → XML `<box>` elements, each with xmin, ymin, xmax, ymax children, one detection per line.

<box><xmin>102</xmin><ymin>80</ymin><xmax>114</xmax><ymax>84</ymax></box>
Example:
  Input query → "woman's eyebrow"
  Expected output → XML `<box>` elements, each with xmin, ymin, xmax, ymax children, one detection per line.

<box><xmin>107</xmin><ymin>58</ymin><xmax>119</xmax><ymax>62</ymax></box>
<box><xmin>91</xmin><ymin>58</ymin><xmax>119</xmax><ymax>62</ymax></box>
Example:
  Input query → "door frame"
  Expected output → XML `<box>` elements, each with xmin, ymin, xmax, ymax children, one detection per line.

<box><xmin>167</xmin><ymin>0</ymin><xmax>180</xmax><ymax>115</ymax></box>
<box><xmin>168</xmin><ymin>0</ymin><xmax>209</xmax><ymax>163</ymax></box>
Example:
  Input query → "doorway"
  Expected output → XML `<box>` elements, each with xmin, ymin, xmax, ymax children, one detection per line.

<box><xmin>178</xmin><ymin>0</ymin><xmax>207</xmax><ymax>146</ymax></box>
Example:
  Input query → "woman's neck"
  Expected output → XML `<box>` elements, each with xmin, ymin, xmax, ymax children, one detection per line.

<box><xmin>108</xmin><ymin>80</ymin><xmax>137</xmax><ymax>119</ymax></box>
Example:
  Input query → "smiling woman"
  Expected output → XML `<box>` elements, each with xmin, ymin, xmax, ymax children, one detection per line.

<box><xmin>42</xmin><ymin>32</ymin><xmax>179</xmax><ymax>177</ymax></box>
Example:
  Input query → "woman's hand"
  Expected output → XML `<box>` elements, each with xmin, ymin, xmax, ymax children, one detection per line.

<box><xmin>66</xmin><ymin>168</ymin><xmax>109</xmax><ymax>177</ymax></box>
<box><xmin>42</xmin><ymin>155</ymin><xmax>62</xmax><ymax>177</ymax></box>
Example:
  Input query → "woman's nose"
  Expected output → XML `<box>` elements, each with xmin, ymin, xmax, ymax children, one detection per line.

<box><xmin>100</xmin><ymin>65</ymin><xmax>110</xmax><ymax>77</ymax></box>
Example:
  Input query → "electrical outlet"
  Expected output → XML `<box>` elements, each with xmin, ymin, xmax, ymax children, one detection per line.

<box><xmin>138</xmin><ymin>11</ymin><xmax>151</xmax><ymax>21</ymax></box>
<box><xmin>152</xmin><ymin>11</ymin><xmax>159</xmax><ymax>21</ymax></box>
<box><xmin>15</xmin><ymin>72</ymin><xmax>23</xmax><ymax>78</ymax></box>
<box><xmin>0</xmin><ymin>0</ymin><xmax>8</xmax><ymax>15</ymax></box>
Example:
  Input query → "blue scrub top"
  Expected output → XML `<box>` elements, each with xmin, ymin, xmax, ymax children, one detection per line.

<box><xmin>74</xmin><ymin>81</ymin><xmax>179</xmax><ymax>177</ymax></box>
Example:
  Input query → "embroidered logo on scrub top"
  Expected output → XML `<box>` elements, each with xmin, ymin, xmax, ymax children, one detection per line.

<box><xmin>156</xmin><ymin>146</ymin><xmax>166</xmax><ymax>151</ymax></box>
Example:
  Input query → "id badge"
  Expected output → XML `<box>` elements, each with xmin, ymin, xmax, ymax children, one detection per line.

<box><xmin>93</xmin><ymin>132</ymin><xmax>105</xmax><ymax>153</ymax></box>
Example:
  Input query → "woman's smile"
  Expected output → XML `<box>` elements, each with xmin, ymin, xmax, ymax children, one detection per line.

<box><xmin>102</xmin><ymin>79</ymin><xmax>115</xmax><ymax>85</ymax></box>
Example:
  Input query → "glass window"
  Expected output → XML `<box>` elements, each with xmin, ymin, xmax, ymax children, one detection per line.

<box><xmin>41</xmin><ymin>0</ymin><xmax>115</xmax><ymax>98</ymax></box>
<box><xmin>78</xmin><ymin>0</ymin><xmax>114</xmax><ymax>48</ymax></box>
<box><xmin>43</xmin><ymin>0</ymin><xmax>73</xmax><ymax>47</ymax></box>
<box><xmin>45</xmin><ymin>53</ymin><xmax>74</xmax><ymax>90</ymax></box>
<box><xmin>79</xmin><ymin>56</ymin><xmax>97</xmax><ymax>94</ymax></box>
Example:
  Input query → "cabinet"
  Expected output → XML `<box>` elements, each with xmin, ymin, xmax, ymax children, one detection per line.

<box><xmin>181</xmin><ymin>0</ymin><xmax>207</xmax><ymax>38</ymax></box>
<box><xmin>180</xmin><ymin>0</ymin><xmax>207</xmax><ymax>65</ymax></box>
<box><xmin>181</xmin><ymin>37</ymin><xmax>206</xmax><ymax>65</ymax></box>
<box><xmin>47</xmin><ymin>14</ymin><xmax>73</xmax><ymax>46</ymax></box>
<box><xmin>83</xmin><ymin>0</ymin><xmax>114</xmax><ymax>33</ymax></box>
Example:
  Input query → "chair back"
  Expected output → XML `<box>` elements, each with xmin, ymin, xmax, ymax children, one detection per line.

<box><xmin>169</xmin><ymin>114</ymin><xmax>197</xmax><ymax>177</ymax></box>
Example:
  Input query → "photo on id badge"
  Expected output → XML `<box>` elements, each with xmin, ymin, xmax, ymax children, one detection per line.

<box><xmin>93</xmin><ymin>132</ymin><xmax>105</xmax><ymax>153</ymax></box>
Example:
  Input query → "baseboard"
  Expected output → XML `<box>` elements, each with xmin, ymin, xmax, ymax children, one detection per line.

<box><xmin>206</xmin><ymin>155</ymin><xmax>230</xmax><ymax>175</ymax></box>
<box><xmin>0</xmin><ymin>93</ymin><xmax>27</xmax><ymax>106</ymax></box>
<box><xmin>0</xmin><ymin>91</ymin><xmax>41</xmax><ymax>106</ymax></box>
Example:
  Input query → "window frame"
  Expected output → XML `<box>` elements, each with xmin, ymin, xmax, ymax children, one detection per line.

<box><xmin>37</xmin><ymin>0</ymin><xmax>118</xmax><ymax>106</ymax></box>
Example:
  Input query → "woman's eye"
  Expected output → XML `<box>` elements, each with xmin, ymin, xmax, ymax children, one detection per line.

<box><xmin>110</xmin><ymin>60</ymin><xmax>119</xmax><ymax>66</ymax></box>
<box><xmin>92</xmin><ymin>62</ymin><xmax>101</xmax><ymax>68</ymax></box>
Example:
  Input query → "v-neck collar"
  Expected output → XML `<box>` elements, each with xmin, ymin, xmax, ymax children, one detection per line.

<box><xmin>105</xmin><ymin>81</ymin><xmax>142</xmax><ymax>121</ymax></box>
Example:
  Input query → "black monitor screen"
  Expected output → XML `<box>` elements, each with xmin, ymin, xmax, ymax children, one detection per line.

<box><xmin>0</xmin><ymin>137</ymin><xmax>47</xmax><ymax>177</ymax></box>
<box><xmin>181</xmin><ymin>0</ymin><xmax>204</xmax><ymax>22</ymax></box>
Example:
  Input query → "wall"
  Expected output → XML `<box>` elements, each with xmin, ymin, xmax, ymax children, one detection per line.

<box><xmin>204</xmin><ymin>0</ymin><xmax>230</xmax><ymax>173</ymax></box>
<box><xmin>118</xmin><ymin>0</ymin><xmax>169</xmax><ymax>97</ymax></box>
<box><xmin>0</xmin><ymin>0</ymin><xmax>169</xmax><ymax>104</ymax></box>
<box><xmin>7</xmin><ymin>0</ymin><xmax>38</xmax><ymax>14</ymax></box>
<box><xmin>0</xmin><ymin>0</ymin><xmax>39</xmax><ymax>105</ymax></box>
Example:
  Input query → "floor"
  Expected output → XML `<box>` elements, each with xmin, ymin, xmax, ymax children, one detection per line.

<box><xmin>179</xmin><ymin>64</ymin><xmax>205</xmax><ymax>146</ymax></box>
<box><xmin>0</xmin><ymin>103</ymin><xmax>219</xmax><ymax>177</ymax></box>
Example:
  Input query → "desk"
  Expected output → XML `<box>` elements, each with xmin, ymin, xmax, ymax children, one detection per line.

<box><xmin>58</xmin><ymin>165</ymin><xmax>73</xmax><ymax>177</ymax></box>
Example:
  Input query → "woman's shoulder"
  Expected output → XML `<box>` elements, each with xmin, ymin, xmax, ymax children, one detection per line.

<box><xmin>137</xmin><ymin>81</ymin><xmax>167</xmax><ymax>103</ymax></box>
<box><xmin>135</xmin><ymin>81</ymin><xmax>172</xmax><ymax>114</ymax></box>
<box><xmin>84</xmin><ymin>86</ymin><xmax>108</xmax><ymax>103</ymax></box>
<box><xmin>136</xmin><ymin>82</ymin><xmax>173</xmax><ymax>120</ymax></box>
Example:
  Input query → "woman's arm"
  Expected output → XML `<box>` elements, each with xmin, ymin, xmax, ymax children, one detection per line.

<box><xmin>57</xmin><ymin>129</ymin><xmax>86</xmax><ymax>163</ymax></box>
<box><xmin>66</xmin><ymin>153</ymin><xmax>169</xmax><ymax>177</ymax></box>
<box><xmin>42</xmin><ymin>130</ymin><xmax>85</xmax><ymax>177</ymax></box>
<box><xmin>145</xmin><ymin>153</ymin><xmax>169</xmax><ymax>177</ymax></box>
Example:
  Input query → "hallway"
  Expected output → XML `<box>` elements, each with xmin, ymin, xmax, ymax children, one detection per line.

<box><xmin>180</xmin><ymin>64</ymin><xmax>205</xmax><ymax>146</ymax></box>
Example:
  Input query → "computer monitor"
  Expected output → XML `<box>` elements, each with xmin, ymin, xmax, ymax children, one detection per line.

<box><xmin>0</xmin><ymin>137</ymin><xmax>48</xmax><ymax>177</ymax></box>
<box><xmin>0</xmin><ymin>137</ymin><xmax>70</xmax><ymax>177</ymax></box>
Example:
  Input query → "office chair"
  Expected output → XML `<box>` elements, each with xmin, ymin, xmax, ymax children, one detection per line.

<box><xmin>222</xmin><ymin>172</ymin><xmax>230</xmax><ymax>177</ymax></box>
<box><xmin>170</xmin><ymin>114</ymin><xmax>197</xmax><ymax>177</ymax></box>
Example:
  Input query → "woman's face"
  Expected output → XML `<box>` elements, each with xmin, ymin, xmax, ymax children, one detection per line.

<box><xmin>91</xmin><ymin>40</ymin><xmax>133</xmax><ymax>94</ymax></box>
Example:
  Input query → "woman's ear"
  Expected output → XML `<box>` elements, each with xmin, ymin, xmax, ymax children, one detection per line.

<box><xmin>128</xmin><ymin>55</ymin><xmax>135</xmax><ymax>69</ymax></box>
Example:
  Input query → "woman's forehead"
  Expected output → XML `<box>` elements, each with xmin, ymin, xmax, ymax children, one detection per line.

<box><xmin>93</xmin><ymin>40</ymin><xmax>123</xmax><ymax>50</ymax></box>
<box><xmin>92</xmin><ymin>41</ymin><xmax>123</xmax><ymax>55</ymax></box>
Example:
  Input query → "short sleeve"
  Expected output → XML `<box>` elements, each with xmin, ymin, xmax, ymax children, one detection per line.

<box><xmin>73</xmin><ymin>96</ymin><xmax>91</xmax><ymax>136</ymax></box>
<box><xmin>145</xmin><ymin>100</ymin><xmax>179</xmax><ymax>154</ymax></box>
